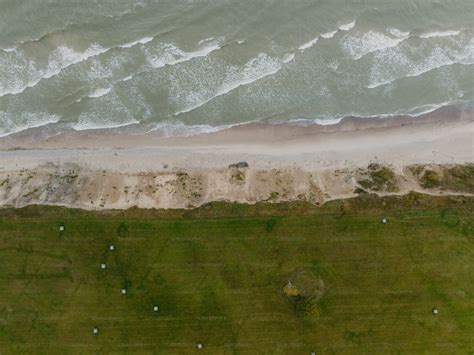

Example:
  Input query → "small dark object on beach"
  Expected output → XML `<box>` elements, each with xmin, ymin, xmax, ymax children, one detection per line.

<box><xmin>229</xmin><ymin>161</ymin><xmax>249</xmax><ymax>169</ymax></box>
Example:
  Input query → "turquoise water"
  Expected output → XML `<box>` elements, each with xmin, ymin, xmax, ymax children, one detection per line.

<box><xmin>0</xmin><ymin>0</ymin><xmax>473</xmax><ymax>137</ymax></box>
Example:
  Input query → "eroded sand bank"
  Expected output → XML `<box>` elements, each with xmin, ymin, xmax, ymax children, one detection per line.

<box><xmin>0</xmin><ymin>106</ymin><xmax>472</xmax><ymax>209</ymax></box>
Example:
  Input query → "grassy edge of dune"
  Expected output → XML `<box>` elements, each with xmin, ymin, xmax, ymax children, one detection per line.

<box><xmin>1</xmin><ymin>191</ymin><xmax>473</xmax><ymax>220</ymax></box>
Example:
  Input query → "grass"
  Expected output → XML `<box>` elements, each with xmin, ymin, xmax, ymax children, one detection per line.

<box><xmin>0</xmin><ymin>194</ymin><xmax>473</xmax><ymax>353</ymax></box>
<box><xmin>421</xmin><ymin>170</ymin><xmax>440</xmax><ymax>188</ymax></box>
<box><xmin>358</xmin><ymin>164</ymin><xmax>398</xmax><ymax>192</ymax></box>
<box><xmin>410</xmin><ymin>164</ymin><xmax>474</xmax><ymax>193</ymax></box>
<box><xmin>440</xmin><ymin>164</ymin><xmax>474</xmax><ymax>193</ymax></box>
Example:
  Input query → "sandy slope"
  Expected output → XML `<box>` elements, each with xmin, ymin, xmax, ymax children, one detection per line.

<box><xmin>0</xmin><ymin>106</ymin><xmax>472</xmax><ymax>209</ymax></box>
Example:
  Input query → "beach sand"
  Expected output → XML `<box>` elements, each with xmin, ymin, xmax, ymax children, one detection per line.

<box><xmin>0</xmin><ymin>106</ymin><xmax>472</xmax><ymax>209</ymax></box>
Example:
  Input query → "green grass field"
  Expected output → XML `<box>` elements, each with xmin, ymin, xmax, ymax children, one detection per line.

<box><xmin>0</xmin><ymin>194</ymin><xmax>473</xmax><ymax>353</ymax></box>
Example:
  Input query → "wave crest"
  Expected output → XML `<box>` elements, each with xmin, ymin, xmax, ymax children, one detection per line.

<box><xmin>174</xmin><ymin>52</ymin><xmax>295</xmax><ymax>116</ymax></box>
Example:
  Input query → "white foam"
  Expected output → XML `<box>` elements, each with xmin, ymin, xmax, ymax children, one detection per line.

<box><xmin>1</xmin><ymin>47</ymin><xmax>16</xmax><ymax>52</ymax></box>
<box><xmin>72</xmin><ymin>116</ymin><xmax>140</xmax><ymax>131</ymax></box>
<box><xmin>145</xmin><ymin>119</ymin><xmax>259</xmax><ymax>137</ymax></box>
<box><xmin>283</xmin><ymin>117</ymin><xmax>344</xmax><ymax>126</ymax></box>
<box><xmin>298</xmin><ymin>27</ymin><xmax>345</xmax><ymax>52</ymax></box>
<box><xmin>343</xmin><ymin>31</ymin><xmax>409</xmax><ymax>60</ymax></box>
<box><xmin>147</xmin><ymin>41</ymin><xmax>222</xmax><ymax>69</ymax></box>
<box><xmin>368</xmin><ymin>38</ymin><xmax>474</xmax><ymax>88</ymax></box>
<box><xmin>88</xmin><ymin>87</ymin><xmax>112</xmax><ymax>98</ymax></box>
<box><xmin>419</xmin><ymin>30</ymin><xmax>461</xmax><ymax>39</ymax></box>
<box><xmin>0</xmin><ymin>34</ymin><xmax>161</xmax><ymax>97</ymax></box>
<box><xmin>198</xmin><ymin>37</ymin><xmax>214</xmax><ymax>45</ymax></box>
<box><xmin>321</xmin><ymin>30</ymin><xmax>338</xmax><ymax>39</ymax></box>
<box><xmin>174</xmin><ymin>52</ymin><xmax>295</xmax><ymax>116</ymax></box>
<box><xmin>0</xmin><ymin>112</ymin><xmax>60</xmax><ymax>138</ymax></box>
<box><xmin>73</xmin><ymin>38</ymin><xmax>225</xmax><ymax>107</ymax></box>
<box><xmin>299</xmin><ymin>37</ymin><xmax>319</xmax><ymax>51</ymax></box>
<box><xmin>277</xmin><ymin>101</ymin><xmax>462</xmax><ymax>128</ymax></box>
<box><xmin>237</xmin><ymin>40</ymin><xmax>246</xmax><ymax>44</ymax></box>
<box><xmin>339</xmin><ymin>20</ymin><xmax>356</xmax><ymax>31</ymax></box>
<box><xmin>113</xmin><ymin>39</ymin><xmax>223</xmax><ymax>85</ymax></box>
<box><xmin>388</xmin><ymin>28</ymin><xmax>410</xmax><ymax>38</ymax></box>
<box><xmin>120</xmin><ymin>36</ymin><xmax>154</xmax><ymax>48</ymax></box>
<box><xmin>0</xmin><ymin>44</ymin><xmax>109</xmax><ymax>97</ymax></box>
<box><xmin>146</xmin><ymin>121</ymin><xmax>224</xmax><ymax>137</ymax></box>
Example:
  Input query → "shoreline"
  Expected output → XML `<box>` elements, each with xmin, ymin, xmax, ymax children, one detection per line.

<box><xmin>0</xmin><ymin>104</ymin><xmax>471</xmax><ymax>151</ymax></box>
<box><xmin>0</xmin><ymin>105</ymin><xmax>472</xmax><ymax>210</ymax></box>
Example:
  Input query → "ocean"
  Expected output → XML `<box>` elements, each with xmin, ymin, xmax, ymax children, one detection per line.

<box><xmin>0</xmin><ymin>0</ymin><xmax>473</xmax><ymax>137</ymax></box>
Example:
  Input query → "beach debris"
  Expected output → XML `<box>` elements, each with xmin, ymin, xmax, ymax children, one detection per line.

<box><xmin>153</xmin><ymin>305</ymin><xmax>159</xmax><ymax>312</ymax></box>
<box><xmin>59</xmin><ymin>224</ymin><xmax>65</xmax><ymax>232</ymax></box>
<box><xmin>93</xmin><ymin>327</ymin><xmax>99</xmax><ymax>334</ymax></box>
<box><xmin>229</xmin><ymin>161</ymin><xmax>249</xmax><ymax>169</ymax></box>
<box><xmin>197</xmin><ymin>343</ymin><xmax>203</xmax><ymax>349</ymax></box>
<box><xmin>109</xmin><ymin>244</ymin><xmax>115</xmax><ymax>251</ymax></box>
<box><xmin>121</xmin><ymin>288</ymin><xmax>127</xmax><ymax>295</ymax></box>
<box><xmin>381</xmin><ymin>218</ymin><xmax>387</xmax><ymax>224</ymax></box>
<box><xmin>432</xmin><ymin>307</ymin><xmax>438</xmax><ymax>315</ymax></box>
<box><xmin>100</xmin><ymin>263</ymin><xmax>106</xmax><ymax>269</ymax></box>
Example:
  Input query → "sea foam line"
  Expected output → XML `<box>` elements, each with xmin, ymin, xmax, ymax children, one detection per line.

<box><xmin>343</xmin><ymin>31</ymin><xmax>410</xmax><ymax>60</ymax></box>
<box><xmin>0</xmin><ymin>35</ymin><xmax>159</xmax><ymax>97</ymax></box>
<box><xmin>113</xmin><ymin>40</ymin><xmax>224</xmax><ymax>86</ymax></box>
<box><xmin>298</xmin><ymin>20</ymin><xmax>355</xmax><ymax>51</ymax></box>
<box><xmin>72</xmin><ymin>117</ymin><xmax>140</xmax><ymax>131</ymax></box>
<box><xmin>279</xmin><ymin>100</ymin><xmax>466</xmax><ymax>127</ymax></box>
<box><xmin>119</xmin><ymin>36</ymin><xmax>154</xmax><ymax>48</ymax></box>
<box><xmin>0</xmin><ymin>112</ymin><xmax>61</xmax><ymax>138</ymax></box>
<box><xmin>368</xmin><ymin>60</ymin><xmax>473</xmax><ymax>89</ymax></box>
<box><xmin>343</xmin><ymin>28</ymin><xmax>465</xmax><ymax>61</ymax></box>
<box><xmin>419</xmin><ymin>30</ymin><xmax>461</xmax><ymax>39</ymax></box>
<box><xmin>174</xmin><ymin>52</ymin><xmax>295</xmax><ymax>116</ymax></box>
<box><xmin>0</xmin><ymin>44</ymin><xmax>110</xmax><ymax>97</ymax></box>
<box><xmin>88</xmin><ymin>87</ymin><xmax>112</xmax><ymax>98</ymax></box>
<box><xmin>367</xmin><ymin>38</ymin><xmax>474</xmax><ymax>89</ymax></box>
<box><xmin>69</xmin><ymin>38</ymin><xmax>225</xmax><ymax>104</ymax></box>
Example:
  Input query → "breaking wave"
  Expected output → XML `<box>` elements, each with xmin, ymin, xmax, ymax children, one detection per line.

<box><xmin>367</xmin><ymin>38</ymin><xmax>474</xmax><ymax>88</ymax></box>
<box><xmin>174</xmin><ymin>52</ymin><xmax>295</xmax><ymax>115</ymax></box>
<box><xmin>298</xmin><ymin>20</ymin><xmax>355</xmax><ymax>51</ymax></box>
<box><xmin>88</xmin><ymin>87</ymin><xmax>112</xmax><ymax>98</ymax></box>
<box><xmin>0</xmin><ymin>44</ymin><xmax>109</xmax><ymax>97</ymax></box>
<box><xmin>0</xmin><ymin>111</ymin><xmax>61</xmax><ymax>138</ymax></box>
<box><xmin>343</xmin><ymin>31</ymin><xmax>410</xmax><ymax>60</ymax></box>
<box><xmin>419</xmin><ymin>30</ymin><xmax>461</xmax><ymax>39</ymax></box>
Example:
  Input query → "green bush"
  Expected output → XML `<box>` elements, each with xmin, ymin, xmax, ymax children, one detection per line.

<box><xmin>266</xmin><ymin>218</ymin><xmax>277</xmax><ymax>232</ymax></box>
<box><xmin>421</xmin><ymin>170</ymin><xmax>440</xmax><ymax>188</ymax></box>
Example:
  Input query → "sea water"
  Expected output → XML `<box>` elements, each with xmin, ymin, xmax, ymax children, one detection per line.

<box><xmin>0</xmin><ymin>0</ymin><xmax>472</xmax><ymax>137</ymax></box>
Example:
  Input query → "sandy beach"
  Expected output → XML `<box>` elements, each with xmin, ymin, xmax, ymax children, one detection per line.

<box><xmin>0</xmin><ymin>106</ymin><xmax>472</xmax><ymax>210</ymax></box>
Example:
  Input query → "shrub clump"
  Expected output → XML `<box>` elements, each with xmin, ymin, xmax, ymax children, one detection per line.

<box><xmin>357</xmin><ymin>164</ymin><xmax>398</xmax><ymax>192</ymax></box>
<box><xmin>283</xmin><ymin>269</ymin><xmax>325</xmax><ymax>320</ymax></box>
<box><xmin>421</xmin><ymin>170</ymin><xmax>440</xmax><ymax>188</ymax></box>
<box><xmin>411</xmin><ymin>164</ymin><xmax>474</xmax><ymax>193</ymax></box>
<box><xmin>442</xmin><ymin>164</ymin><xmax>474</xmax><ymax>193</ymax></box>
<box><xmin>265</xmin><ymin>218</ymin><xmax>277</xmax><ymax>232</ymax></box>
